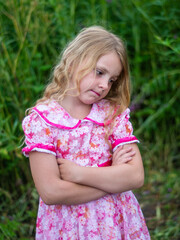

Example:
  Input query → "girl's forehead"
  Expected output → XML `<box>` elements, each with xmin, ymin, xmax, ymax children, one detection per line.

<box><xmin>75</xmin><ymin>50</ymin><xmax>122</xmax><ymax>73</ymax></box>
<box><xmin>96</xmin><ymin>52</ymin><xmax>122</xmax><ymax>76</ymax></box>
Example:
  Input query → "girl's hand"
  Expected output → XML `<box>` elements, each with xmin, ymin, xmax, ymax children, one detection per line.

<box><xmin>112</xmin><ymin>145</ymin><xmax>135</xmax><ymax>166</ymax></box>
<box><xmin>57</xmin><ymin>158</ymin><xmax>81</xmax><ymax>183</ymax></box>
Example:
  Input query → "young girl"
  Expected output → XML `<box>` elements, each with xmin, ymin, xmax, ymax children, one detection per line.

<box><xmin>22</xmin><ymin>26</ymin><xmax>150</xmax><ymax>239</ymax></box>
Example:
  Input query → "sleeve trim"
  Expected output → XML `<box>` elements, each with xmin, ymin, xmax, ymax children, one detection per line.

<box><xmin>112</xmin><ymin>136</ymin><xmax>139</xmax><ymax>152</ymax></box>
<box><xmin>22</xmin><ymin>144</ymin><xmax>56</xmax><ymax>157</ymax></box>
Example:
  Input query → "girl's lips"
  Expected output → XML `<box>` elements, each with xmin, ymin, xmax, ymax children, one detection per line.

<box><xmin>91</xmin><ymin>90</ymin><xmax>100</xmax><ymax>96</ymax></box>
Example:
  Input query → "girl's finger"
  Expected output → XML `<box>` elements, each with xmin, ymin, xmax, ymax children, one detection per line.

<box><xmin>57</xmin><ymin>158</ymin><xmax>61</xmax><ymax>164</ymax></box>
<box><xmin>117</xmin><ymin>152</ymin><xmax>135</xmax><ymax>161</ymax></box>
<box><xmin>118</xmin><ymin>156</ymin><xmax>133</xmax><ymax>164</ymax></box>
<box><xmin>115</xmin><ymin>149</ymin><xmax>135</xmax><ymax>159</ymax></box>
<box><xmin>113</xmin><ymin>145</ymin><xmax>123</xmax><ymax>158</ymax></box>
<box><xmin>57</xmin><ymin>158</ymin><xmax>64</xmax><ymax>165</ymax></box>
<box><xmin>123</xmin><ymin>157</ymin><xmax>133</xmax><ymax>163</ymax></box>
<box><xmin>117</xmin><ymin>146</ymin><xmax>132</xmax><ymax>155</ymax></box>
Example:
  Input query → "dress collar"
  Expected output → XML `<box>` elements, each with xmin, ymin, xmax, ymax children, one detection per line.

<box><xmin>33</xmin><ymin>99</ymin><xmax>115</xmax><ymax>129</ymax></box>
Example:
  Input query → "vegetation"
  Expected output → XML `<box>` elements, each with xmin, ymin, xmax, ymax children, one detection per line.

<box><xmin>0</xmin><ymin>0</ymin><xmax>179</xmax><ymax>239</ymax></box>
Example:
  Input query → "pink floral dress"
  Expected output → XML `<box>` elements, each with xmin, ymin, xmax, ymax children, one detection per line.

<box><xmin>22</xmin><ymin>99</ymin><xmax>150</xmax><ymax>240</ymax></box>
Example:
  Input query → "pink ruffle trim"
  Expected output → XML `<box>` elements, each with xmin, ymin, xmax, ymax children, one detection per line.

<box><xmin>112</xmin><ymin>136</ymin><xmax>139</xmax><ymax>151</ymax></box>
<box><xmin>33</xmin><ymin>108</ymin><xmax>81</xmax><ymax>130</ymax></box>
<box><xmin>22</xmin><ymin>143</ymin><xmax>56</xmax><ymax>157</ymax></box>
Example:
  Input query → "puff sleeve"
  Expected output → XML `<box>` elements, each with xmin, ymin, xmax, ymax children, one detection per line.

<box><xmin>109</xmin><ymin>108</ymin><xmax>139</xmax><ymax>152</ymax></box>
<box><xmin>22</xmin><ymin>111</ymin><xmax>56</xmax><ymax>157</ymax></box>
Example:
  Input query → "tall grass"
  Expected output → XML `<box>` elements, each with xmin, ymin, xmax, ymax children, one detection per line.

<box><xmin>0</xmin><ymin>0</ymin><xmax>179</xmax><ymax>238</ymax></box>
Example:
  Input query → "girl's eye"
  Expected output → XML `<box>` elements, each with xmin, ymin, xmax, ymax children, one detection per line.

<box><xmin>96</xmin><ymin>69</ymin><xmax>103</xmax><ymax>76</ymax></box>
<box><xmin>109</xmin><ymin>79</ymin><xmax>115</xmax><ymax>83</ymax></box>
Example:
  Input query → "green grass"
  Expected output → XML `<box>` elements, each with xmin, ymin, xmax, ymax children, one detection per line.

<box><xmin>0</xmin><ymin>0</ymin><xmax>180</xmax><ymax>238</ymax></box>
<box><xmin>135</xmin><ymin>170</ymin><xmax>180</xmax><ymax>240</ymax></box>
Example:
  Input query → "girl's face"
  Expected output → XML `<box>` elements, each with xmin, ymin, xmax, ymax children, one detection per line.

<box><xmin>77</xmin><ymin>51</ymin><xmax>122</xmax><ymax>105</ymax></box>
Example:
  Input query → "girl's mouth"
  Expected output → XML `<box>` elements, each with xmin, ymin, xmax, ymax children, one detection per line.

<box><xmin>91</xmin><ymin>90</ymin><xmax>100</xmax><ymax>97</ymax></box>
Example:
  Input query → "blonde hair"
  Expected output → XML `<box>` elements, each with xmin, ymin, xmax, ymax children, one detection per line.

<box><xmin>36</xmin><ymin>26</ymin><xmax>130</xmax><ymax>114</ymax></box>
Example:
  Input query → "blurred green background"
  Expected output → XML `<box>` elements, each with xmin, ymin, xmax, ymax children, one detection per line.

<box><xmin>0</xmin><ymin>0</ymin><xmax>180</xmax><ymax>239</ymax></box>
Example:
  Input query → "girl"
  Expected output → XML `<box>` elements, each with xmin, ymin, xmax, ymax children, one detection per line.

<box><xmin>22</xmin><ymin>26</ymin><xmax>150</xmax><ymax>239</ymax></box>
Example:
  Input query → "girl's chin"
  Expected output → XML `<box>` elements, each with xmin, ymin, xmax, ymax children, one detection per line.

<box><xmin>79</xmin><ymin>94</ymin><xmax>102</xmax><ymax>105</ymax></box>
<box><xmin>82</xmin><ymin>98</ymin><xmax>101</xmax><ymax>105</ymax></box>
<box><xmin>82</xmin><ymin>101</ymin><xmax>95</xmax><ymax>105</ymax></box>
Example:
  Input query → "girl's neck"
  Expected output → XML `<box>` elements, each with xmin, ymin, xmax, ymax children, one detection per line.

<box><xmin>60</xmin><ymin>96</ymin><xmax>92</xmax><ymax>120</ymax></box>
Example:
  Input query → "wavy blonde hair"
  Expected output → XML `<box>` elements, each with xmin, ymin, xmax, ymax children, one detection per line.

<box><xmin>36</xmin><ymin>26</ymin><xmax>130</xmax><ymax>115</ymax></box>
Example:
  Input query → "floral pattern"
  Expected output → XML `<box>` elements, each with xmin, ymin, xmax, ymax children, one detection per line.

<box><xmin>22</xmin><ymin>99</ymin><xmax>150</xmax><ymax>239</ymax></box>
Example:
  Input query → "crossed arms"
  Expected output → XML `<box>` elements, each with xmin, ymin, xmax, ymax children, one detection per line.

<box><xmin>29</xmin><ymin>143</ymin><xmax>144</xmax><ymax>205</ymax></box>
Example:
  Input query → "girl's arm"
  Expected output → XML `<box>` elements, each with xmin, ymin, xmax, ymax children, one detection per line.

<box><xmin>29</xmin><ymin>151</ymin><xmax>107</xmax><ymax>205</ymax></box>
<box><xmin>58</xmin><ymin>143</ymin><xmax>144</xmax><ymax>194</ymax></box>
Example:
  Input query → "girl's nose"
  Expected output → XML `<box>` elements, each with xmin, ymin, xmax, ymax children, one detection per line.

<box><xmin>98</xmin><ymin>78</ymin><xmax>109</xmax><ymax>90</ymax></box>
